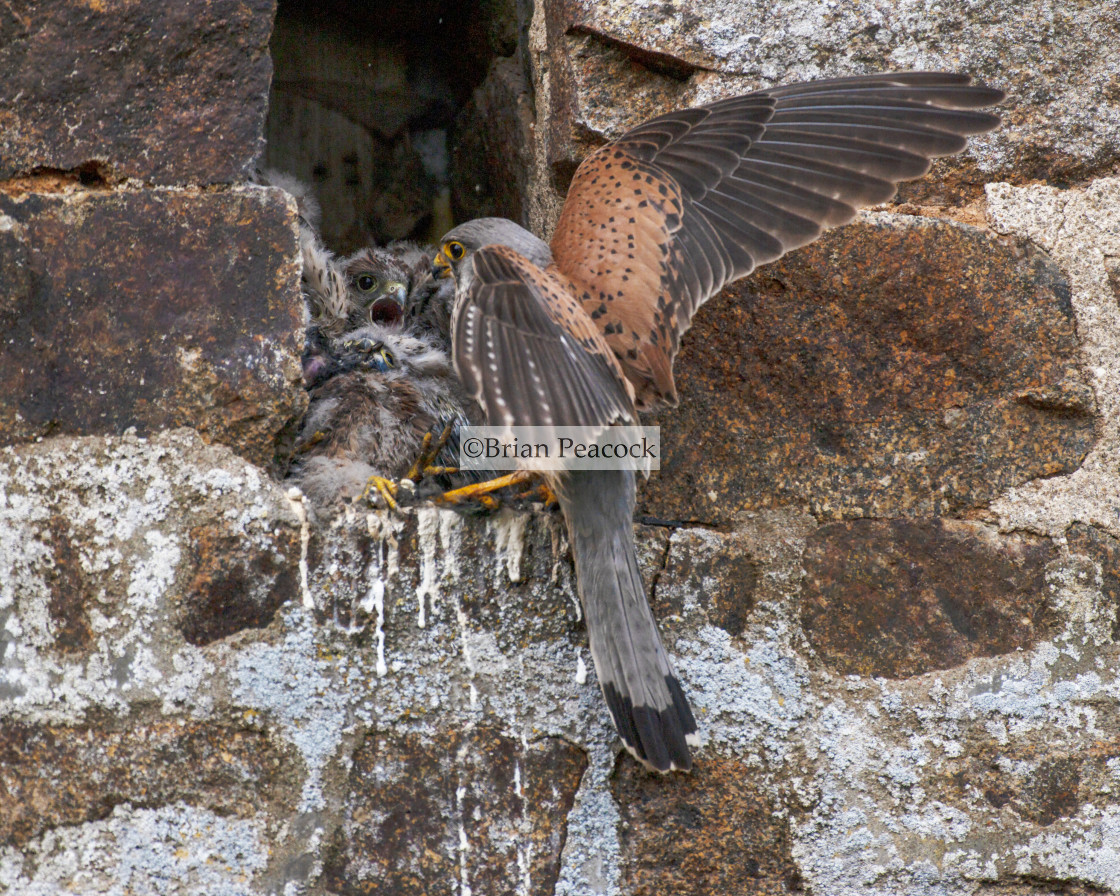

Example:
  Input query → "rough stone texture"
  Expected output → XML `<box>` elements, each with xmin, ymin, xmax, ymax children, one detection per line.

<box><xmin>0</xmin><ymin>0</ymin><xmax>275</xmax><ymax>185</ymax></box>
<box><xmin>0</xmin><ymin>431</ymin><xmax>309</xmax><ymax>893</ymax></box>
<box><xmin>1066</xmin><ymin>524</ymin><xmax>1120</xmax><ymax>641</ymax></box>
<box><xmin>526</xmin><ymin>0</ymin><xmax>1120</xmax><ymax>235</ymax></box>
<box><xmin>640</xmin><ymin>216</ymin><xmax>1095</xmax><ymax>525</ymax></box>
<box><xmin>178</xmin><ymin>520</ymin><xmax>299</xmax><ymax>647</ymax></box>
<box><xmin>800</xmin><ymin>519</ymin><xmax>1059</xmax><ymax>678</ymax></box>
<box><xmin>613</xmin><ymin>755</ymin><xmax>802</xmax><ymax>895</ymax></box>
<box><xmin>323</xmin><ymin>727</ymin><xmax>586</xmax><ymax>895</ymax></box>
<box><xmin>0</xmin><ymin>188</ymin><xmax>305</xmax><ymax>469</ymax></box>
<box><xmin>0</xmin><ymin>720</ymin><xmax>301</xmax><ymax>848</ymax></box>
<box><xmin>450</xmin><ymin>57</ymin><xmax>537</xmax><ymax>227</ymax></box>
<box><xmin>3</xmin><ymin>1</ymin><xmax>1120</xmax><ymax>894</ymax></box>
<box><xmin>651</xmin><ymin>525</ymin><xmax>760</xmax><ymax>639</ymax></box>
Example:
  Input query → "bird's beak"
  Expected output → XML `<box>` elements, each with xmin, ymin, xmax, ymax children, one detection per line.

<box><xmin>386</xmin><ymin>281</ymin><xmax>407</xmax><ymax>304</ymax></box>
<box><xmin>432</xmin><ymin>251</ymin><xmax>452</xmax><ymax>280</ymax></box>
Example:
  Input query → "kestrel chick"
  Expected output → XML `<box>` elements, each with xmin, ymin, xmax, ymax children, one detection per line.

<box><xmin>343</xmin><ymin>242</ymin><xmax>456</xmax><ymax>346</ymax></box>
<box><xmin>289</xmin><ymin>321</ymin><xmax>478</xmax><ymax>514</ymax></box>
<box><xmin>434</xmin><ymin>72</ymin><xmax>1005</xmax><ymax>772</ymax></box>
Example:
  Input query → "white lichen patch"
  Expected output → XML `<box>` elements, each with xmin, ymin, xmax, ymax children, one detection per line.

<box><xmin>232</xmin><ymin>608</ymin><xmax>351</xmax><ymax>812</ymax></box>
<box><xmin>679</xmin><ymin>624</ymin><xmax>808</xmax><ymax>764</ymax></box>
<box><xmin>792</xmin><ymin>631</ymin><xmax>1120</xmax><ymax>895</ymax></box>
<box><xmin>986</xmin><ymin>178</ymin><xmax>1120</xmax><ymax>540</ymax></box>
<box><xmin>555</xmin><ymin>743</ymin><xmax>625</xmax><ymax>896</ymax></box>
<box><xmin>0</xmin><ymin>803</ymin><xmax>270</xmax><ymax>896</ymax></box>
<box><xmin>1016</xmin><ymin>805</ymin><xmax>1120</xmax><ymax>887</ymax></box>
<box><xmin>0</xmin><ymin>430</ymin><xmax>294</xmax><ymax>726</ymax></box>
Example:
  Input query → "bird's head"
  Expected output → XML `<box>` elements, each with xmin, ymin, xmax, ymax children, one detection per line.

<box><xmin>336</xmin><ymin>333</ymin><xmax>398</xmax><ymax>374</ymax></box>
<box><xmin>433</xmin><ymin>218</ymin><xmax>553</xmax><ymax>282</ymax></box>
<box><xmin>343</xmin><ymin>249</ymin><xmax>408</xmax><ymax>327</ymax></box>
<box><xmin>333</xmin><ymin>324</ymin><xmax>454</xmax><ymax>380</ymax></box>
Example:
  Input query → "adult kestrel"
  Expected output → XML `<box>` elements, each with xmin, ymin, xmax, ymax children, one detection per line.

<box><xmin>433</xmin><ymin>72</ymin><xmax>1004</xmax><ymax>772</ymax></box>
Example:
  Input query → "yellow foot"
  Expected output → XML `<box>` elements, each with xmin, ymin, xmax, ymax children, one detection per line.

<box><xmin>293</xmin><ymin>429</ymin><xmax>328</xmax><ymax>454</ymax></box>
<box><xmin>361</xmin><ymin>475</ymin><xmax>403</xmax><ymax>511</ymax></box>
<box><xmin>404</xmin><ymin>423</ymin><xmax>456</xmax><ymax>483</ymax></box>
<box><xmin>520</xmin><ymin>480</ymin><xmax>558</xmax><ymax>506</ymax></box>
<box><xmin>434</xmin><ymin>471</ymin><xmax>557</xmax><ymax>511</ymax></box>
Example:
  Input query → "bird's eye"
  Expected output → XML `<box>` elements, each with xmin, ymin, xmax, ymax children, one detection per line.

<box><xmin>446</xmin><ymin>241</ymin><xmax>465</xmax><ymax>261</ymax></box>
<box><xmin>355</xmin><ymin>273</ymin><xmax>380</xmax><ymax>293</ymax></box>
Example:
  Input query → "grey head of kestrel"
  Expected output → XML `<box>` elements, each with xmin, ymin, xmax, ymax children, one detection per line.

<box><xmin>432</xmin><ymin>71</ymin><xmax>1005</xmax><ymax>773</ymax></box>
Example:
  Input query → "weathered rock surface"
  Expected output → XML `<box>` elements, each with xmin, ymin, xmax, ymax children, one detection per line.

<box><xmin>0</xmin><ymin>0</ymin><xmax>275</xmax><ymax>185</ymax></box>
<box><xmin>0</xmin><ymin>188</ymin><xmax>305</xmax><ymax>469</ymax></box>
<box><xmin>0</xmin><ymin>719</ymin><xmax>302</xmax><ymax>848</ymax></box>
<box><xmin>323</xmin><ymin>727</ymin><xmax>586</xmax><ymax>895</ymax></box>
<box><xmin>800</xmin><ymin>519</ymin><xmax>1058</xmax><ymax>678</ymax></box>
<box><xmin>640</xmin><ymin>216</ymin><xmax>1095</xmax><ymax>525</ymax></box>
<box><xmin>2</xmin><ymin>0</ymin><xmax>1120</xmax><ymax>893</ymax></box>
<box><xmin>450</xmin><ymin>57</ymin><xmax>537</xmax><ymax>227</ymax></box>
<box><xmin>528</xmin><ymin>0</ymin><xmax>1119</xmax><ymax>232</ymax></box>
<box><xmin>613</xmin><ymin>755</ymin><xmax>802</xmax><ymax>895</ymax></box>
<box><xmin>3</xmin><ymin>395</ymin><xmax>1120</xmax><ymax>894</ymax></box>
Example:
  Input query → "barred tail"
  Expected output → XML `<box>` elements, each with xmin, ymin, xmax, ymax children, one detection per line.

<box><xmin>558</xmin><ymin>469</ymin><xmax>697</xmax><ymax>771</ymax></box>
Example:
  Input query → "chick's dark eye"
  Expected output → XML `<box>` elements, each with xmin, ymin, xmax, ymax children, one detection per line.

<box><xmin>447</xmin><ymin>241</ymin><xmax>465</xmax><ymax>261</ymax></box>
<box><xmin>355</xmin><ymin>274</ymin><xmax>379</xmax><ymax>292</ymax></box>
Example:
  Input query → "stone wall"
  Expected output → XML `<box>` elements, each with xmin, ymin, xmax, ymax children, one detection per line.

<box><xmin>2</xmin><ymin>1</ymin><xmax>1120</xmax><ymax>895</ymax></box>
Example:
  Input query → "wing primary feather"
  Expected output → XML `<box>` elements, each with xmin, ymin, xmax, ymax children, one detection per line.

<box><xmin>547</xmin><ymin>71</ymin><xmax>1003</xmax><ymax>411</ymax></box>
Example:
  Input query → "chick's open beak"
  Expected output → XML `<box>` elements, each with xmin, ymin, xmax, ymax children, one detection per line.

<box><xmin>432</xmin><ymin>250</ymin><xmax>452</xmax><ymax>280</ymax></box>
<box><xmin>386</xmin><ymin>281</ymin><xmax>406</xmax><ymax>304</ymax></box>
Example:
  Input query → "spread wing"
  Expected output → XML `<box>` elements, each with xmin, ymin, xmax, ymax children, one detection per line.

<box><xmin>549</xmin><ymin>71</ymin><xmax>1005</xmax><ymax>409</ymax></box>
<box><xmin>452</xmin><ymin>245</ymin><xmax>638</xmax><ymax>445</ymax></box>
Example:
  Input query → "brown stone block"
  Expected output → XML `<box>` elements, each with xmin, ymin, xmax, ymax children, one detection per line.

<box><xmin>653</xmin><ymin>526</ymin><xmax>760</xmax><ymax>637</ymax></box>
<box><xmin>0</xmin><ymin>719</ymin><xmax>302</xmax><ymax>847</ymax></box>
<box><xmin>0</xmin><ymin>0</ymin><xmax>274</xmax><ymax>184</ymax></box>
<box><xmin>800</xmin><ymin>519</ymin><xmax>1058</xmax><ymax>678</ymax></box>
<box><xmin>450</xmin><ymin>57</ymin><xmax>536</xmax><ymax>226</ymax></box>
<box><xmin>0</xmin><ymin>189</ymin><xmax>305</xmax><ymax>468</ymax></box>
<box><xmin>178</xmin><ymin>520</ymin><xmax>300</xmax><ymax>646</ymax></box>
<box><xmin>640</xmin><ymin>218</ymin><xmax>1095</xmax><ymax>523</ymax></box>
<box><xmin>940</xmin><ymin>736</ymin><xmax>1120</xmax><ymax>830</ymax></box>
<box><xmin>40</xmin><ymin>514</ymin><xmax>95</xmax><ymax>653</ymax></box>
<box><xmin>613</xmin><ymin>755</ymin><xmax>802</xmax><ymax>895</ymax></box>
<box><xmin>322</xmin><ymin>726</ymin><xmax>587</xmax><ymax>895</ymax></box>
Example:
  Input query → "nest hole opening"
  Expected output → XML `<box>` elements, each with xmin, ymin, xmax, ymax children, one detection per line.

<box><xmin>265</xmin><ymin>0</ymin><xmax>528</xmax><ymax>254</ymax></box>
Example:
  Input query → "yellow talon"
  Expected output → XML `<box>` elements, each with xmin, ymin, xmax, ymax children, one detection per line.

<box><xmin>404</xmin><ymin>422</ymin><xmax>457</xmax><ymax>483</ymax></box>
<box><xmin>435</xmin><ymin>471</ymin><xmax>534</xmax><ymax>506</ymax></box>
<box><xmin>433</xmin><ymin>471</ymin><xmax>557</xmax><ymax>510</ymax></box>
<box><xmin>294</xmin><ymin>430</ymin><xmax>328</xmax><ymax>454</ymax></box>
<box><xmin>361</xmin><ymin>475</ymin><xmax>400</xmax><ymax>511</ymax></box>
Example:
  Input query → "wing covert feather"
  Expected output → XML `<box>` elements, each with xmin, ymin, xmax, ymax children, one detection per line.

<box><xmin>452</xmin><ymin>246</ymin><xmax>637</xmax><ymax>439</ymax></box>
<box><xmin>550</xmin><ymin>71</ymin><xmax>1004</xmax><ymax>409</ymax></box>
